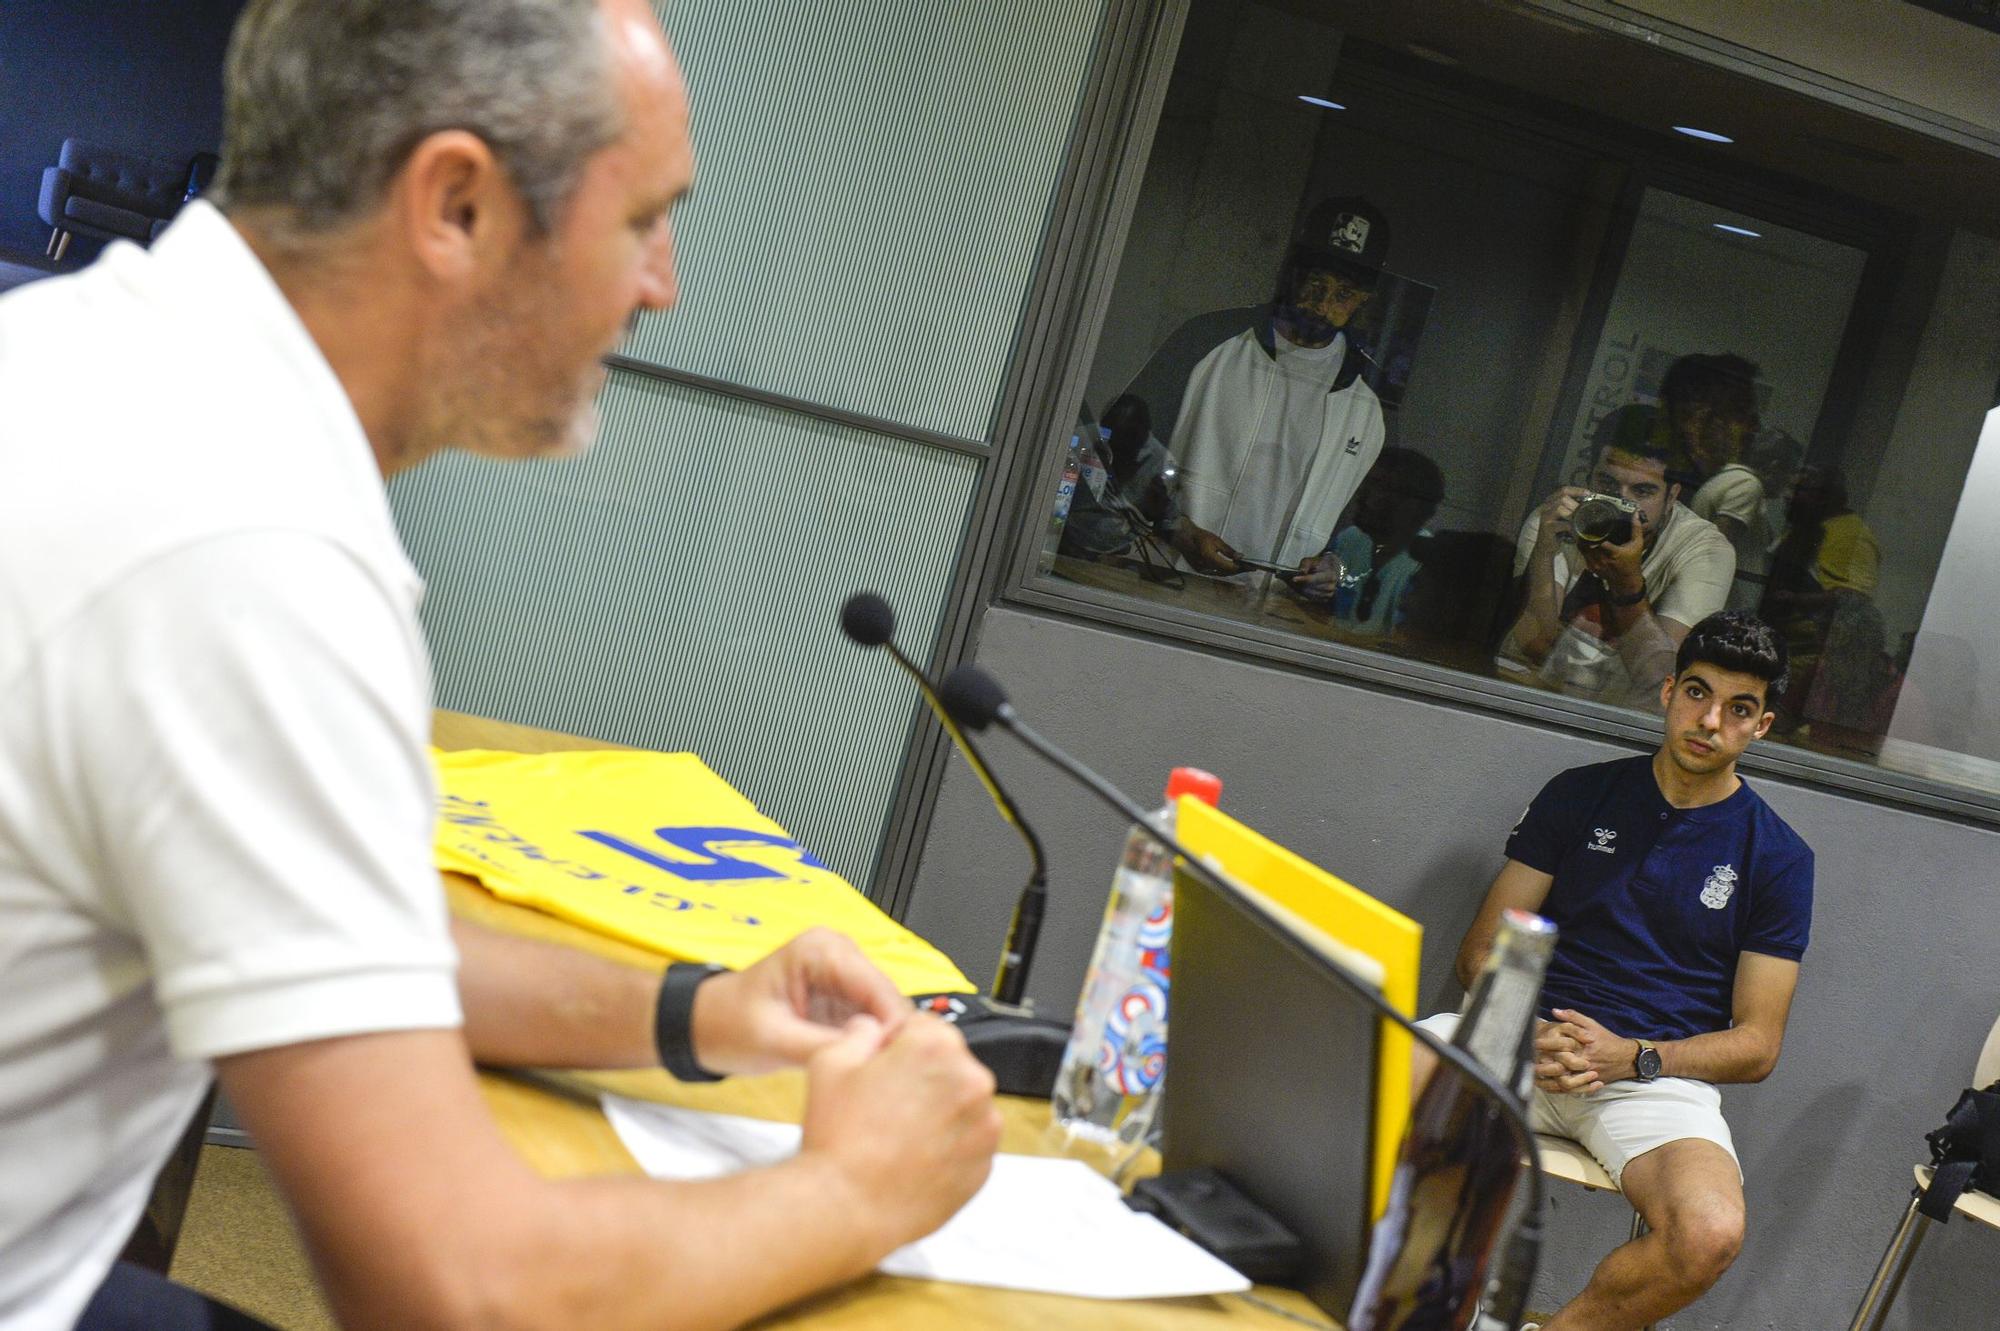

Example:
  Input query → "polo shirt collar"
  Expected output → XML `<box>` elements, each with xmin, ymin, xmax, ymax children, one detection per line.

<box><xmin>1637</xmin><ymin>756</ymin><xmax>1754</xmax><ymax>824</ymax></box>
<box><xmin>148</xmin><ymin>202</ymin><xmax>423</xmax><ymax>602</ymax></box>
<box><xmin>1638</xmin><ymin>501</ymin><xmax>1679</xmax><ymax>570</ymax></box>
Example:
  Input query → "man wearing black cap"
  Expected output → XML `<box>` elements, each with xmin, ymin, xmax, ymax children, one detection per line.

<box><xmin>1118</xmin><ymin>196</ymin><xmax>1392</xmax><ymax>576</ymax></box>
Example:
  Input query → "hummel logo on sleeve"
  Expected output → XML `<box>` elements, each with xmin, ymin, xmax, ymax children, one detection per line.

<box><xmin>1585</xmin><ymin>827</ymin><xmax>1617</xmax><ymax>854</ymax></box>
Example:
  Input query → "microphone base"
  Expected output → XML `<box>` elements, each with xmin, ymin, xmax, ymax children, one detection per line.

<box><xmin>911</xmin><ymin>993</ymin><xmax>1071</xmax><ymax>1099</ymax></box>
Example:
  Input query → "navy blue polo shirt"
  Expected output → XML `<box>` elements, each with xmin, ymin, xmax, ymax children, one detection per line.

<box><xmin>1505</xmin><ymin>755</ymin><xmax>1813</xmax><ymax>1042</ymax></box>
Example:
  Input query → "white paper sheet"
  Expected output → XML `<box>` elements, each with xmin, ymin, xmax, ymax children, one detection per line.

<box><xmin>601</xmin><ymin>1095</ymin><xmax>1252</xmax><ymax>1301</ymax></box>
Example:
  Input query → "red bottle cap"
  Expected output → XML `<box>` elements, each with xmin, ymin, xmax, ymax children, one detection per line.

<box><xmin>1165</xmin><ymin>766</ymin><xmax>1223</xmax><ymax>807</ymax></box>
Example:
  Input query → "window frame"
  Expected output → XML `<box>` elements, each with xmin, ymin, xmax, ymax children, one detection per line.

<box><xmin>986</xmin><ymin>0</ymin><xmax>2000</xmax><ymax>830</ymax></box>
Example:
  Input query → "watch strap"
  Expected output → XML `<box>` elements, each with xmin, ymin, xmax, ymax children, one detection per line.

<box><xmin>1609</xmin><ymin>586</ymin><xmax>1648</xmax><ymax>607</ymax></box>
<box><xmin>655</xmin><ymin>962</ymin><xmax>730</xmax><ymax>1083</ymax></box>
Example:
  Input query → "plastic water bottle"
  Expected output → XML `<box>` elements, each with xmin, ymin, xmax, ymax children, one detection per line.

<box><xmin>1051</xmin><ymin>766</ymin><xmax>1224</xmax><ymax>1150</ymax></box>
<box><xmin>1330</xmin><ymin>560</ymin><xmax>1366</xmax><ymax>620</ymax></box>
<box><xmin>1050</xmin><ymin>431</ymin><xmax>1083</xmax><ymax>542</ymax></box>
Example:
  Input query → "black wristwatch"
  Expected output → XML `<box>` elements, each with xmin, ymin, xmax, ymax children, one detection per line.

<box><xmin>654</xmin><ymin>962</ymin><xmax>730</xmax><ymax>1083</ymax></box>
<box><xmin>1633</xmin><ymin>1038</ymin><xmax>1663</xmax><ymax>1082</ymax></box>
<box><xmin>1609</xmin><ymin>585</ymin><xmax>1648</xmax><ymax>608</ymax></box>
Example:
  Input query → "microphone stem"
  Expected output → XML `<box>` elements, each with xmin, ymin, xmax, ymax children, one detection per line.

<box><xmin>997</xmin><ymin>708</ymin><xmax>1544</xmax><ymax>1323</ymax></box>
<box><xmin>886</xmin><ymin>644</ymin><xmax>1051</xmax><ymax>1002</ymax></box>
<box><xmin>991</xmin><ymin>878</ymin><xmax>1046</xmax><ymax>1006</ymax></box>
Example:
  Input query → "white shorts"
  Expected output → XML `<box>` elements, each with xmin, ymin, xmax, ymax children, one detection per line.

<box><xmin>1417</xmin><ymin>1012</ymin><xmax>1739</xmax><ymax>1188</ymax></box>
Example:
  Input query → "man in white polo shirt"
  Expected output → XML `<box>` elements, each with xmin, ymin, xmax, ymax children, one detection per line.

<box><xmin>0</xmin><ymin>3</ymin><xmax>999</xmax><ymax>1328</ymax></box>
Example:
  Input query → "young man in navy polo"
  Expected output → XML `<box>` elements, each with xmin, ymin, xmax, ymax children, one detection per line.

<box><xmin>1424</xmin><ymin>611</ymin><xmax>1810</xmax><ymax>1331</ymax></box>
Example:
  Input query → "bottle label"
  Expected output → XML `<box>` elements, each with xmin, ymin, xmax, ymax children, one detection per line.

<box><xmin>1079</xmin><ymin>446</ymin><xmax>1111</xmax><ymax>501</ymax></box>
<box><xmin>1052</xmin><ymin>474</ymin><xmax>1078</xmax><ymax>522</ymax></box>
<box><xmin>1100</xmin><ymin>896</ymin><xmax>1172</xmax><ymax>1094</ymax></box>
<box><xmin>1056</xmin><ymin>865</ymin><xmax>1174</xmax><ymax>1131</ymax></box>
<box><xmin>1462</xmin><ymin>964</ymin><xmax>1541</xmax><ymax>1079</ymax></box>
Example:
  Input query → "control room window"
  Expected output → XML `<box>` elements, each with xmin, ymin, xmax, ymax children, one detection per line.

<box><xmin>1026</xmin><ymin>0</ymin><xmax>2000</xmax><ymax>806</ymax></box>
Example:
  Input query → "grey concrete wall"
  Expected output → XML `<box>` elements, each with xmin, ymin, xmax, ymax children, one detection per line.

<box><xmin>907</xmin><ymin>603</ymin><xmax>1999</xmax><ymax>1330</ymax></box>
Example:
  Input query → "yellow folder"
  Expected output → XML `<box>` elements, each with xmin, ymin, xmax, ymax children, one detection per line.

<box><xmin>1176</xmin><ymin>798</ymin><xmax>1421</xmax><ymax>1218</ymax></box>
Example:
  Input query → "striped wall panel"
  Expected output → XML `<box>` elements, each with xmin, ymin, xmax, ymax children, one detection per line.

<box><xmin>625</xmin><ymin>0</ymin><xmax>1108</xmax><ymax>443</ymax></box>
<box><xmin>389</xmin><ymin>368</ymin><xmax>981</xmax><ymax>888</ymax></box>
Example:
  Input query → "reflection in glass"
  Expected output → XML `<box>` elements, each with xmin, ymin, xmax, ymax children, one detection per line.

<box><xmin>1119</xmin><ymin>194</ymin><xmax>1397</xmax><ymax>577</ymax></box>
<box><xmin>1307</xmin><ymin>448</ymin><xmax>1443</xmax><ymax>636</ymax></box>
<box><xmin>1032</xmin><ymin>0</ymin><xmax>2000</xmax><ymax>804</ymax></box>
<box><xmin>1499</xmin><ymin>404</ymin><xmax>1734</xmax><ymax>707</ymax></box>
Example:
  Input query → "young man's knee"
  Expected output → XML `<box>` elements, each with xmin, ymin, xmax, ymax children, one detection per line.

<box><xmin>1660</xmin><ymin>1204</ymin><xmax>1744</xmax><ymax>1291</ymax></box>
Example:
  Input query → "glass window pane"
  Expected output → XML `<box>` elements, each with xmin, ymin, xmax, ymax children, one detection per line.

<box><xmin>1024</xmin><ymin>0</ymin><xmax>2000</xmax><ymax>805</ymax></box>
<box><xmin>617</xmin><ymin>0</ymin><xmax>1106</xmax><ymax>443</ymax></box>
<box><xmin>393</xmin><ymin>371</ymin><xmax>981</xmax><ymax>886</ymax></box>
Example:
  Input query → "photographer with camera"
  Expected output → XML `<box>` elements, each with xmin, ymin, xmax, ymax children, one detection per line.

<box><xmin>1499</xmin><ymin>405</ymin><xmax>1736</xmax><ymax>707</ymax></box>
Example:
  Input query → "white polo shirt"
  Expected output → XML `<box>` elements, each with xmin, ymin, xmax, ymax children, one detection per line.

<box><xmin>0</xmin><ymin>204</ymin><xmax>461</xmax><ymax>1329</ymax></box>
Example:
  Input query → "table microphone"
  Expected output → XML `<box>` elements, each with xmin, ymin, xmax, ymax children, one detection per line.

<box><xmin>839</xmin><ymin>594</ymin><xmax>1069</xmax><ymax>1098</ymax></box>
<box><xmin>840</xmin><ymin>593</ymin><xmax>1050</xmax><ymax>1002</ymax></box>
<box><xmin>938</xmin><ymin>663</ymin><xmax>1547</xmax><ymax>1331</ymax></box>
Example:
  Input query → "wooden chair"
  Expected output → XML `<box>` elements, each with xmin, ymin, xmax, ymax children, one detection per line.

<box><xmin>1533</xmin><ymin>1132</ymin><xmax>1652</xmax><ymax>1331</ymax></box>
<box><xmin>1846</xmin><ymin>1014</ymin><xmax>2000</xmax><ymax>1331</ymax></box>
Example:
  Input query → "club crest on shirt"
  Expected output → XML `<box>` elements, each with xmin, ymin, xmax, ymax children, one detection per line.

<box><xmin>1700</xmin><ymin>864</ymin><xmax>1738</xmax><ymax>909</ymax></box>
<box><xmin>1586</xmin><ymin>827</ymin><xmax>1617</xmax><ymax>855</ymax></box>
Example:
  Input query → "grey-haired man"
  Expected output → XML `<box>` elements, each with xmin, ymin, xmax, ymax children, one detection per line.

<box><xmin>0</xmin><ymin>3</ymin><xmax>999</xmax><ymax>1328</ymax></box>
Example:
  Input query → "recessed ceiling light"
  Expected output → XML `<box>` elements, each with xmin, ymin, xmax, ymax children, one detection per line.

<box><xmin>1674</xmin><ymin>125</ymin><xmax>1735</xmax><ymax>144</ymax></box>
<box><xmin>1298</xmin><ymin>95</ymin><xmax>1346</xmax><ymax>111</ymax></box>
<box><xmin>1713</xmin><ymin>223</ymin><xmax>1761</xmax><ymax>238</ymax></box>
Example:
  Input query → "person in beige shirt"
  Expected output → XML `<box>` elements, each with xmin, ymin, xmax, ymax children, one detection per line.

<box><xmin>1661</xmin><ymin>353</ymin><xmax>1761</xmax><ymax>518</ymax></box>
<box><xmin>1501</xmin><ymin>406</ymin><xmax>1735</xmax><ymax>708</ymax></box>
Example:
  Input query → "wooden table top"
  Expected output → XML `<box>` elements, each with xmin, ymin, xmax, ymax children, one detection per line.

<box><xmin>434</xmin><ymin>711</ymin><xmax>1337</xmax><ymax>1329</ymax></box>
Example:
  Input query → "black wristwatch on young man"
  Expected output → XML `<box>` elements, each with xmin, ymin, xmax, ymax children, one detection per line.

<box><xmin>1633</xmin><ymin>1038</ymin><xmax>1663</xmax><ymax>1082</ymax></box>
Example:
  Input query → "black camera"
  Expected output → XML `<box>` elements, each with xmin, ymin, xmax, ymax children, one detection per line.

<box><xmin>1569</xmin><ymin>493</ymin><xmax>1638</xmax><ymax>546</ymax></box>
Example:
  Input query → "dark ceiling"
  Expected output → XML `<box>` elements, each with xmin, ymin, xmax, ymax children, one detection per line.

<box><xmin>1263</xmin><ymin>0</ymin><xmax>2000</xmax><ymax>233</ymax></box>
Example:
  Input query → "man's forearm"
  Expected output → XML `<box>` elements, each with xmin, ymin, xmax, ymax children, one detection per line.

<box><xmin>1638</xmin><ymin>1024</ymin><xmax>1780</xmax><ymax>1085</ymax></box>
<box><xmin>442</xmin><ymin>1159</ymin><xmax>888</xmax><ymax>1331</ymax></box>
<box><xmin>316</xmin><ymin>1156</ymin><xmax>888</xmax><ymax>1331</ymax></box>
<box><xmin>1512</xmin><ymin>545</ymin><xmax>1565</xmax><ymax>661</ymax></box>
<box><xmin>1454</xmin><ymin>930</ymin><xmax>1494</xmax><ymax>992</ymax></box>
<box><xmin>452</xmin><ymin>919</ymin><xmax>660</xmax><ymax>1070</ymax></box>
<box><xmin>230</xmin><ymin>1029</ymin><xmax>912</xmax><ymax>1331</ymax></box>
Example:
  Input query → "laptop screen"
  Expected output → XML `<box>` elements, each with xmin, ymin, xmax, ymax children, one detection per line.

<box><xmin>1164</xmin><ymin>859</ymin><xmax>1387</xmax><ymax>1316</ymax></box>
